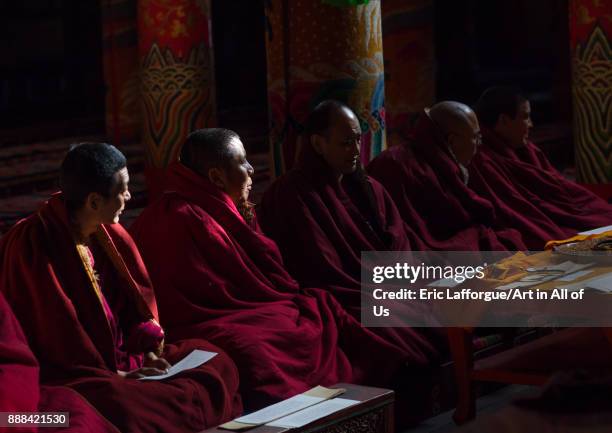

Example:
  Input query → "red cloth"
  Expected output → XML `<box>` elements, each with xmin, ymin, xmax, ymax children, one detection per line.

<box><xmin>130</xmin><ymin>163</ymin><xmax>439</xmax><ymax>409</ymax></box>
<box><xmin>258</xmin><ymin>140</ymin><xmax>426</xmax><ymax>308</ymax></box>
<box><xmin>0</xmin><ymin>195</ymin><xmax>242</xmax><ymax>433</ymax></box>
<box><xmin>259</xmin><ymin>142</ymin><xmax>424</xmax><ymax>293</ymax></box>
<box><xmin>0</xmin><ymin>291</ymin><xmax>118</xmax><ymax>433</ymax></box>
<box><xmin>367</xmin><ymin>113</ymin><xmax>527</xmax><ymax>251</ymax></box>
<box><xmin>470</xmin><ymin>129</ymin><xmax>612</xmax><ymax>242</ymax></box>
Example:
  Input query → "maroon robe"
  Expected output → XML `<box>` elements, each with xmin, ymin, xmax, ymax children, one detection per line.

<box><xmin>259</xmin><ymin>141</ymin><xmax>425</xmax><ymax>305</ymax></box>
<box><xmin>0</xmin><ymin>195</ymin><xmax>242</xmax><ymax>433</ymax></box>
<box><xmin>367</xmin><ymin>113</ymin><xmax>527</xmax><ymax>251</ymax></box>
<box><xmin>0</xmin><ymin>291</ymin><xmax>119</xmax><ymax>433</ymax></box>
<box><xmin>470</xmin><ymin>128</ymin><xmax>612</xmax><ymax>240</ymax></box>
<box><xmin>130</xmin><ymin>163</ymin><xmax>439</xmax><ymax>410</ymax></box>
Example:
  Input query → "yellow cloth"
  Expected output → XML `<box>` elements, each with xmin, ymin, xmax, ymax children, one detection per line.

<box><xmin>544</xmin><ymin>230</ymin><xmax>612</xmax><ymax>250</ymax></box>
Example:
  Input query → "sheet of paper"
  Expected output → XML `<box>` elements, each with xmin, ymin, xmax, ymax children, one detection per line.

<box><xmin>495</xmin><ymin>261</ymin><xmax>596</xmax><ymax>290</ymax></box>
<box><xmin>583</xmin><ymin>273</ymin><xmax>612</xmax><ymax>293</ymax></box>
<box><xmin>579</xmin><ymin>225</ymin><xmax>612</xmax><ymax>235</ymax></box>
<box><xmin>139</xmin><ymin>350</ymin><xmax>217</xmax><ymax>381</ymax></box>
<box><xmin>525</xmin><ymin>261</ymin><xmax>593</xmax><ymax>274</ymax></box>
<box><xmin>234</xmin><ymin>394</ymin><xmax>324</xmax><ymax>425</ymax></box>
<box><xmin>556</xmin><ymin>270</ymin><xmax>593</xmax><ymax>282</ymax></box>
<box><xmin>267</xmin><ymin>398</ymin><xmax>360</xmax><ymax>428</ymax></box>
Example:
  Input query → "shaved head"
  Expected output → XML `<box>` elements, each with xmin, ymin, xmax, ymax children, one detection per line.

<box><xmin>304</xmin><ymin>100</ymin><xmax>362</xmax><ymax>176</ymax></box>
<box><xmin>427</xmin><ymin>101</ymin><xmax>481</xmax><ymax>166</ymax></box>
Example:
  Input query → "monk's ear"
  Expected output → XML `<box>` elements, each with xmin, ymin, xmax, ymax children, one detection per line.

<box><xmin>496</xmin><ymin>113</ymin><xmax>511</xmax><ymax>130</ymax></box>
<box><xmin>207</xmin><ymin>167</ymin><xmax>226</xmax><ymax>189</ymax></box>
<box><xmin>310</xmin><ymin>134</ymin><xmax>325</xmax><ymax>156</ymax></box>
<box><xmin>84</xmin><ymin>192</ymin><xmax>102</xmax><ymax>212</ymax></box>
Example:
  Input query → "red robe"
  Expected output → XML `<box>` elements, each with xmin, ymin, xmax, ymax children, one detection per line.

<box><xmin>130</xmin><ymin>163</ymin><xmax>439</xmax><ymax>410</ymax></box>
<box><xmin>0</xmin><ymin>195</ymin><xmax>242</xmax><ymax>433</ymax></box>
<box><xmin>367</xmin><ymin>113</ymin><xmax>527</xmax><ymax>251</ymax></box>
<box><xmin>259</xmin><ymin>141</ymin><xmax>425</xmax><ymax>304</ymax></box>
<box><xmin>469</xmin><ymin>129</ymin><xmax>612</xmax><ymax>241</ymax></box>
<box><xmin>0</xmin><ymin>292</ymin><xmax>118</xmax><ymax>433</ymax></box>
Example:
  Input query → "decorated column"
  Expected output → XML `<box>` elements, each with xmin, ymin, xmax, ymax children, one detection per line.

<box><xmin>382</xmin><ymin>0</ymin><xmax>435</xmax><ymax>147</ymax></box>
<box><xmin>569</xmin><ymin>0</ymin><xmax>612</xmax><ymax>196</ymax></box>
<box><xmin>265</xmin><ymin>0</ymin><xmax>385</xmax><ymax>176</ymax></box>
<box><xmin>138</xmin><ymin>0</ymin><xmax>216</xmax><ymax>196</ymax></box>
<box><xmin>100</xmin><ymin>0</ymin><xmax>141</xmax><ymax>144</ymax></box>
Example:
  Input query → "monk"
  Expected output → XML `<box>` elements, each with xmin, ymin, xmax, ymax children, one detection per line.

<box><xmin>0</xmin><ymin>291</ymin><xmax>119</xmax><ymax>433</ymax></box>
<box><xmin>130</xmin><ymin>128</ymin><xmax>441</xmax><ymax>417</ymax></box>
<box><xmin>368</xmin><ymin>101</ymin><xmax>527</xmax><ymax>251</ymax></box>
<box><xmin>472</xmin><ymin>86</ymin><xmax>612</xmax><ymax>240</ymax></box>
<box><xmin>259</xmin><ymin>100</ymin><xmax>426</xmax><ymax>300</ymax></box>
<box><xmin>0</xmin><ymin>143</ymin><xmax>242</xmax><ymax>433</ymax></box>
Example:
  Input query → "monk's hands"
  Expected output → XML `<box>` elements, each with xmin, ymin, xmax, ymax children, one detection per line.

<box><xmin>143</xmin><ymin>351</ymin><xmax>172</xmax><ymax>371</ymax></box>
<box><xmin>118</xmin><ymin>352</ymin><xmax>172</xmax><ymax>379</ymax></box>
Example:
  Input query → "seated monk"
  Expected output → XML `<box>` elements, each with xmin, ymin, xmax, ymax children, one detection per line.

<box><xmin>368</xmin><ymin>101</ymin><xmax>527</xmax><ymax>251</ymax></box>
<box><xmin>258</xmin><ymin>100</ymin><xmax>426</xmax><ymax>302</ymax></box>
<box><xmin>471</xmin><ymin>86</ymin><xmax>612</xmax><ymax>240</ymax></box>
<box><xmin>0</xmin><ymin>143</ymin><xmax>241</xmax><ymax>433</ymax></box>
<box><xmin>130</xmin><ymin>129</ymin><xmax>441</xmax><ymax>416</ymax></box>
<box><xmin>0</xmin><ymin>291</ymin><xmax>118</xmax><ymax>433</ymax></box>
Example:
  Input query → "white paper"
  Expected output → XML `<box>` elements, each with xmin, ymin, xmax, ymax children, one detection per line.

<box><xmin>579</xmin><ymin>225</ymin><xmax>612</xmax><ymax>235</ymax></box>
<box><xmin>139</xmin><ymin>350</ymin><xmax>217</xmax><ymax>381</ymax></box>
<box><xmin>235</xmin><ymin>394</ymin><xmax>323</xmax><ymax>425</ymax></box>
<box><xmin>556</xmin><ymin>270</ymin><xmax>593</xmax><ymax>282</ymax></box>
<box><xmin>583</xmin><ymin>273</ymin><xmax>612</xmax><ymax>293</ymax></box>
<box><xmin>526</xmin><ymin>261</ymin><xmax>593</xmax><ymax>274</ymax></box>
<box><xmin>267</xmin><ymin>398</ymin><xmax>360</xmax><ymax>428</ymax></box>
<box><xmin>495</xmin><ymin>262</ymin><xmax>595</xmax><ymax>290</ymax></box>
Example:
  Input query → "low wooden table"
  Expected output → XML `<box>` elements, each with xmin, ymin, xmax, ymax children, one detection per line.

<box><xmin>201</xmin><ymin>384</ymin><xmax>394</xmax><ymax>433</ymax></box>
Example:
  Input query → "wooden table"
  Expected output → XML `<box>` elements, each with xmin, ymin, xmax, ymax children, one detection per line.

<box><xmin>201</xmin><ymin>384</ymin><xmax>394</xmax><ymax>433</ymax></box>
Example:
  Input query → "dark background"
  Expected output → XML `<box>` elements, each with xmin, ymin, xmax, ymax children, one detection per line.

<box><xmin>0</xmin><ymin>0</ymin><xmax>572</xmax><ymax>157</ymax></box>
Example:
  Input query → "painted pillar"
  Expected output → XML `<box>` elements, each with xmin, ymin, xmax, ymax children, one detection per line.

<box><xmin>382</xmin><ymin>0</ymin><xmax>435</xmax><ymax>147</ymax></box>
<box><xmin>569</xmin><ymin>0</ymin><xmax>612</xmax><ymax>196</ymax></box>
<box><xmin>100</xmin><ymin>0</ymin><xmax>141</xmax><ymax>145</ymax></box>
<box><xmin>265</xmin><ymin>0</ymin><xmax>385</xmax><ymax>176</ymax></box>
<box><xmin>138</xmin><ymin>0</ymin><xmax>216</xmax><ymax>196</ymax></box>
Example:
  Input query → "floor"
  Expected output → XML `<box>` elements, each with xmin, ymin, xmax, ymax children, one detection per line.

<box><xmin>405</xmin><ymin>385</ymin><xmax>536</xmax><ymax>433</ymax></box>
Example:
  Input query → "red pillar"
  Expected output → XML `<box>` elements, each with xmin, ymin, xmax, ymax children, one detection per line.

<box><xmin>138</xmin><ymin>0</ymin><xmax>216</xmax><ymax>198</ymax></box>
<box><xmin>382</xmin><ymin>0</ymin><xmax>436</xmax><ymax>147</ymax></box>
<box><xmin>100</xmin><ymin>0</ymin><xmax>141</xmax><ymax>145</ymax></box>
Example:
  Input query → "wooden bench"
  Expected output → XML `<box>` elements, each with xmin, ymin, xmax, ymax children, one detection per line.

<box><xmin>201</xmin><ymin>384</ymin><xmax>394</xmax><ymax>433</ymax></box>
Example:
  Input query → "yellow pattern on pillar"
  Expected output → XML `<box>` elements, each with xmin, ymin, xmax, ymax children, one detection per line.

<box><xmin>570</xmin><ymin>0</ymin><xmax>612</xmax><ymax>185</ymax></box>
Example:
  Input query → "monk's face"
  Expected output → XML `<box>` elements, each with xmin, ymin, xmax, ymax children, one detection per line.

<box><xmin>312</xmin><ymin>108</ymin><xmax>361</xmax><ymax>175</ymax></box>
<box><xmin>217</xmin><ymin>137</ymin><xmax>254</xmax><ymax>204</ymax></box>
<box><xmin>94</xmin><ymin>167</ymin><xmax>131</xmax><ymax>224</ymax></box>
<box><xmin>448</xmin><ymin>111</ymin><xmax>481</xmax><ymax>166</ymax></box>
<box><xmin>496</xmin><ymin>100</ymin><xmax>533</xmax><ymax>149</ymax></box>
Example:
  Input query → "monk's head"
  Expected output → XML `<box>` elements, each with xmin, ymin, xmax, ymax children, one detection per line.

<box><xmin>427</xmin><ymin>101</ymin><xmax>481</xmax><ymax>166</ymax></box>
<box><xmin>180</xmin><ymin>128</ymin><xmax>254</xmax><ymax>206</ymax></box>
<box><xmin>475</xmin><ymin>86</ymin><xmax>532</xmax><ymax>149</ymax></box>
<box><xmin>60</xmin><ymin>143</ymin><xmax>130</xmax><ymax>228</ymax></box>
<box><xmin>305</xmin><ymin>100</ymin><xmax>361</xmax><ymax>177</ymax></box>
